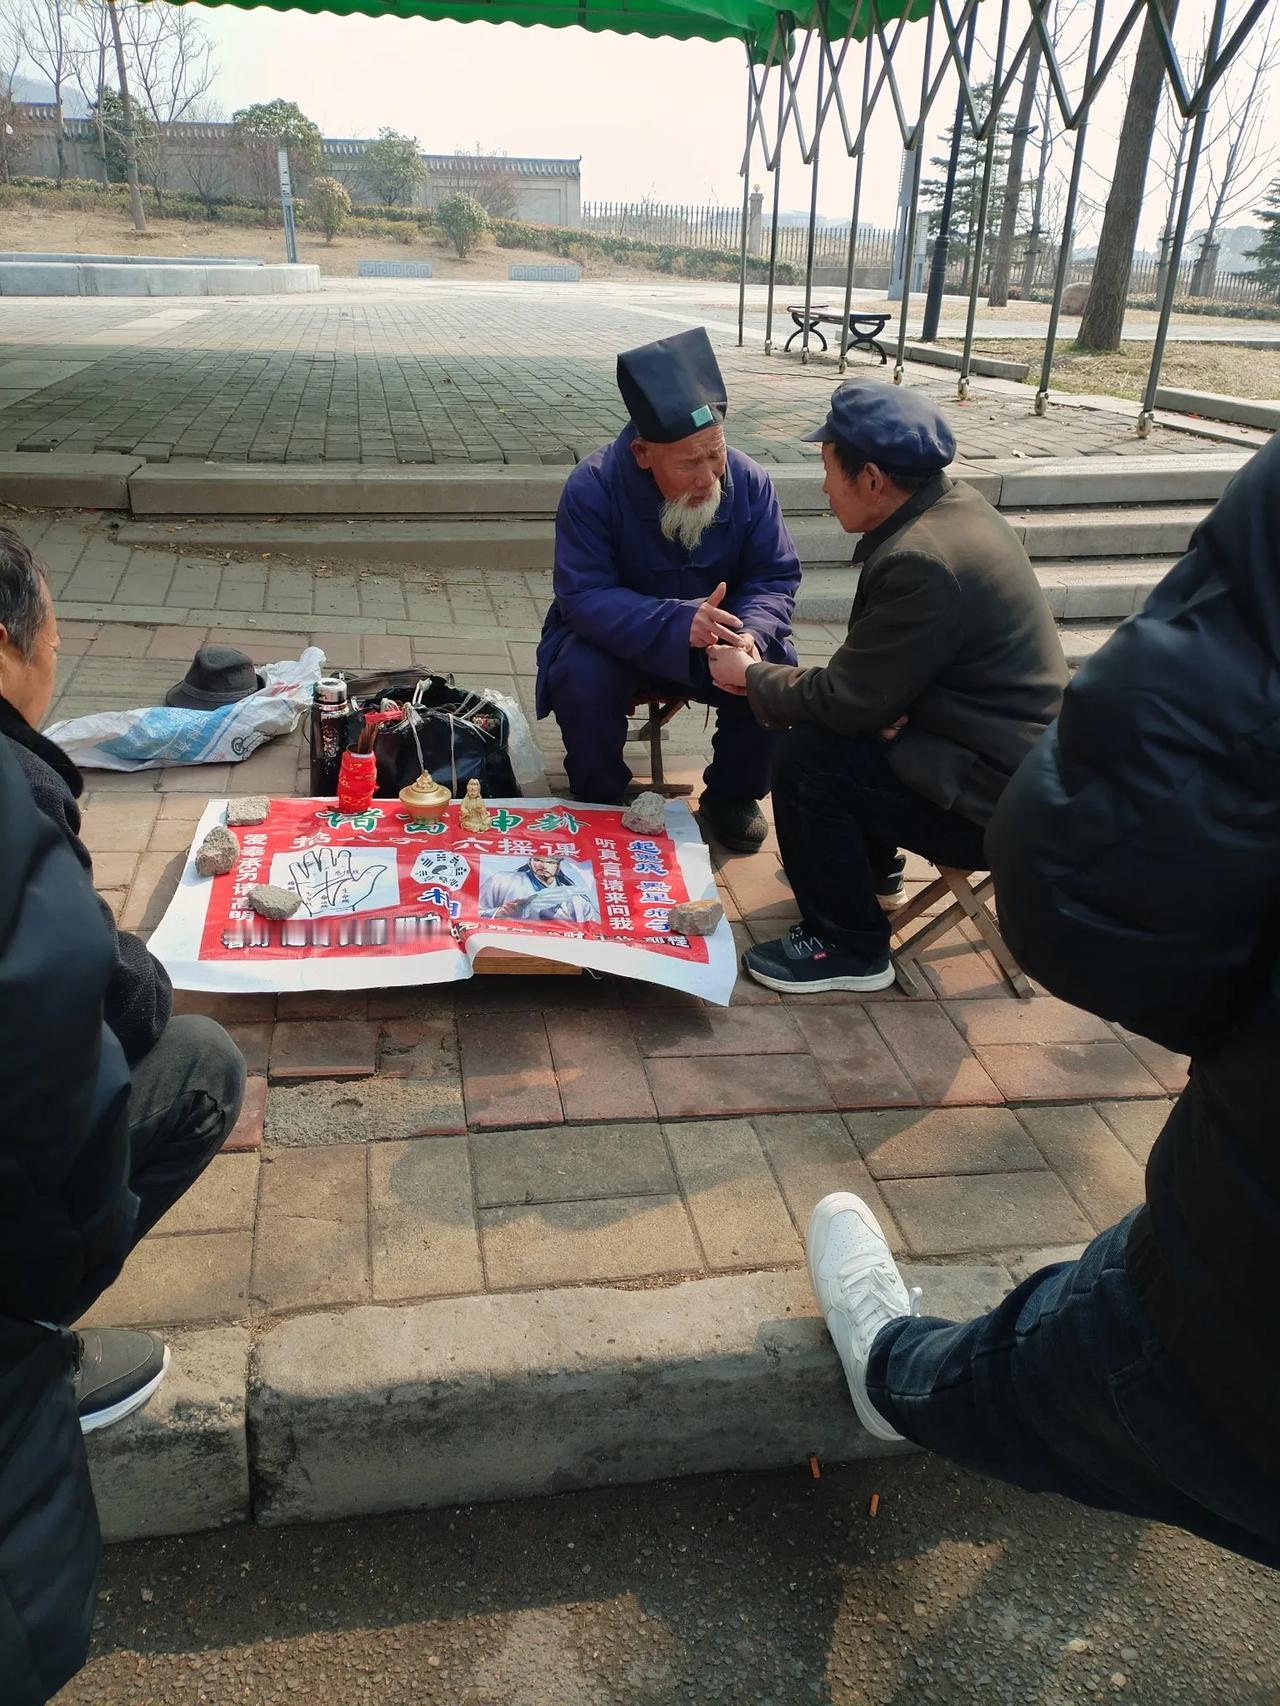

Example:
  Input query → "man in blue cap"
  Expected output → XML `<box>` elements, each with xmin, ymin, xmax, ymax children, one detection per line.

<box><xmin>535</xmin><ymin>328</ymin><xmax>800</xmax><ymax>852</ymax></box>
<box><xmin>710</xmin><ymin>378</ymin><xmax>1067</xmax><ymax>991</ymax></box>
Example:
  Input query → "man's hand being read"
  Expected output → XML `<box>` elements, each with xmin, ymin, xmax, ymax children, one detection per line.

<box><xmin>690</xmin><ymin>581</ymin><xmax>745</xmax><ymax>650</ymax></box>
<box><xmin>708</xmin><ymin>641</ymin><xmax>753</xmax><ymax>696</ymax></box>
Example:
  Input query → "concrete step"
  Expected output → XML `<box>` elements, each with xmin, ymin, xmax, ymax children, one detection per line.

<box><xmin>1014</xmin><ymin>504</ymin><xmax>1206</xmax><ymax>561</ymax></box>
<box><xmin>794</xmin><ymin>561</ymin><xmax>1172</xmax><ymax>624</ymax></box>
<box><xmin>116</xmin><ymin>450</ymin><xmax>1248</xmax><ymax>521</ymax></box>
<box><xmin>120</xmin><ymin>500</ymin><xmax>1201</xmax><ymax>575</ymax></box>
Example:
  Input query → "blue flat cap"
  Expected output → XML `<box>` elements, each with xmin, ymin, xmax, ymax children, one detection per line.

<box><xmin>617</xmin><ymin>327</ymin><xmax>728</xmax><ymax>444</ymax></box>
<box><xmin>803</xmin><ymin>379</ymin><xmax>955</xmax><ymax>474</ymax></box>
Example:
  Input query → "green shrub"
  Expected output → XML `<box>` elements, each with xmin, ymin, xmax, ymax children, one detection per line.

<box><xmin>436</xmin><ymin>193</ymin><xmax>490</xmax><ymax>260</ymax></box>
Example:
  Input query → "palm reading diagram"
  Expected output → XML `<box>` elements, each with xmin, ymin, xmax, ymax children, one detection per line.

<box><xmin>270</xmin><ymin>846</ymin><xmax>401</xmax><ymax>917</ymax></box>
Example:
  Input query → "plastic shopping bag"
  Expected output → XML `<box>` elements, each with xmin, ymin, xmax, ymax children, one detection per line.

<box><xmin>45</xmin><ymin>648</ymin><xmax>326</xmax><ymax>772</ymax></box>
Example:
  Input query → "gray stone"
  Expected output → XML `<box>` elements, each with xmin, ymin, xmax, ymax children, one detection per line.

<box><xmin>226</xmin><ymin>794</ymin><xmax>270</xmax><ymax>826</ymax></box>
<box><xmin>667</xmin><ymin>898</ymin><xmax>723</xmax><ymax>936</ymax></box>
<box><xmin>265</xmin><ymin>1074</ymin><xmax>465</xmax><ymax>1145</ymax></box>
<box><xmin>1062</xmin><ymin>281</ymin><xmax>1090</xmax><ymax>315</ymax></box>
<box><xmin>86</xmin><ymin>1326</ymin><xmax>249</xmax><ymax>1541</ymax></box>
<box><xmin>621</xmin><ymin>791</ymin><xmax>667</xmax><ymax>835</ymax></box>
<box><xmin>248</xmin><ymin>882</ymin><xmax>302</xmax><ymax>920</ymax></box>
<box><xmin>195</xmin><ymin>823</ymin><xmax>240</xmax><ymax>876</ymax></box>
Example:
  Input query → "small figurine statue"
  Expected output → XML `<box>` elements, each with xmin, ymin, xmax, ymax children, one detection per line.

<box><xmin>398</xmin><ymin>770</ymin><xmax>452</xmax><ymax>821</ymax></box>
<box><xmin>458</xmin><ymin>777</ymin><xmax>492</xmax><ymax>834</ymax></box>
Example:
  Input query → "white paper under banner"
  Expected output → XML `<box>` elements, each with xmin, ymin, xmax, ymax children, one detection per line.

<box><xmin>149</xmin><ymin>796</ymin><xmax>735</xmax><ymax>1006</ymax></box>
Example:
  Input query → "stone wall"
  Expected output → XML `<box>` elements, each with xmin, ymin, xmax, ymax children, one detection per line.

<box><xmin>17</xmin><ymin>108</ymin><xmax>582</xmax><ymax>227</ymax></box>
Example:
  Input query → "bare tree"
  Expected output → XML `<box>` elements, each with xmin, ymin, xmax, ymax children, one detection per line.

<box><xmin>1078</xmin><ymin>0</ymin><xmax>1179</xmax><ymax>352</ymax></box>
<box><xmin>987</xmin><ymin>34</ymin><xmax>1042</xmax><ymax>306</ymax></box>
<box><xmin>68</xmin><ymin>0</ymin><xmax>113</xmax><ymax>184</ymax></box>
<box><xmin>0</xmin><ymin>55</ymin><xmax>31</xmax><ymax>183</ymax></box>
<box><xmin>112</xmin><ymin>0</ymin><xmax>215</xmax><ymax>212</ymax></box>
<box><xmin>1018</xmin><ymin>0</ymin><xmax>1091</xmax><ymax>296</ymax></box>
<box><xmin>1189</xmin><ymin>12</ymin><xmax>1280</xmax><ymax>294</ymax></box>
<box><xmin>8</xmin><ymin>0</ymin><xmax>73</xmax><ymax>184</ymax></box>
<box><xmin>105</xmin><ymin>0</ymin><xmax>145</xmax><ymax>232</ymax></box>
<box><xmin>180</xmin><ymin>98</ymin><xmax>231</xmax><ymax>218</ymax></box>
<box><xmin>444</xmin><ymin>144</ymin><xmax>519</xmax><ymax>220</ymax></box>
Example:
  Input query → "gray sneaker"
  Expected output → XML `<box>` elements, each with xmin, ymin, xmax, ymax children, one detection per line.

<box><xmin>74</xmin><ymin>1328</ymin><xmax>170</xmax><ymax>1434</ymax></box>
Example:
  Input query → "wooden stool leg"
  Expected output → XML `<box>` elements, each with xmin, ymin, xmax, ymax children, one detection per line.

<box><xmin>943</xmin><ymin>873</ymin><xmax>1034</xmax><ymax>999</ymax></box>
<box><xmin>650</xmin><ymin>718</ymin><xmax>666</xmax><ymax>788</ymax></box>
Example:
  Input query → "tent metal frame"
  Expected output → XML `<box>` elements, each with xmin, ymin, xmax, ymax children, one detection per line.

<box><xmin>736</xmin><ymin>0</ymin><xmax>1272</xmax><ymax>431</ymax></box>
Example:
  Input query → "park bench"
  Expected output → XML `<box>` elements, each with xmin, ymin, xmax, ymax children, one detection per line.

<box><xmin>784</xmin><ymin>303</ymin><xmax>889</xmax><ymax>363</ymax></box>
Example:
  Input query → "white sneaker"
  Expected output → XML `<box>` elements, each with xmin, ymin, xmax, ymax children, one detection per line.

<box><xmin>807</xmin><ymin>1192</ymin><xmax>922</xmax><ymax>1443</ymax></box>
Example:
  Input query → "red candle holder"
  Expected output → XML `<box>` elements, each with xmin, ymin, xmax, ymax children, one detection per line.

<box><xmin>336</xmin><ymin>749</ymin><xmax>377</xmax><ymax>815</ymax></box>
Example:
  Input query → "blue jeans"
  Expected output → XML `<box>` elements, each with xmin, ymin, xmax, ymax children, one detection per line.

<box><xmin>868</xmin><ymin>1214</ymin><xmax>1280</xmax><ymax>1569</ymax></box>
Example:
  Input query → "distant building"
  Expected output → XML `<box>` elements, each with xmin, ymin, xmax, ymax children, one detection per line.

<box><xmin>16</xmin><ymin>106</ymin><xmax>582</xmax><ymax>228</ymax></box>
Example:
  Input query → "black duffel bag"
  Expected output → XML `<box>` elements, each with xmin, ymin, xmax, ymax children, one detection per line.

<box><xmin>312</xmin><ymin>668</ymin><xmax>521</xmax><ymax>799</ymax></box>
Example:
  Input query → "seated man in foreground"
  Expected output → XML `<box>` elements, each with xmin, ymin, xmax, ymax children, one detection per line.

<box><xmin>710</xmin><ymin>379</ymin><xmax>1067</xmax><ymax>991</ymax></box>
<box><xmin>536</xmin><ymin>327</ymin><xmax>799</xmax><ymax>852</ymax></box>
<box><xmin>805</xmin><ymin>436</ymin><xmax>1280</xmax><ymax>1569</ymax></box>
<box><xmin>0</xmin><ymin>524</ymin><xmax>245</xmax><ymax>1433</ymax></box>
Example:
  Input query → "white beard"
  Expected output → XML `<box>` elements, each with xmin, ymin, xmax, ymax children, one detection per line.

<box><xmin>659</xmin><ymin>480</ymin><xmax>723</xmax><ymax>551</ymax></box>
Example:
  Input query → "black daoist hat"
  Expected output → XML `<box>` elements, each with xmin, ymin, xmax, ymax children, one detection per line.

<box><xmin>616</xmin><ymin>327</ymin><xmax>728</xmax><ymax>444</ymax></box>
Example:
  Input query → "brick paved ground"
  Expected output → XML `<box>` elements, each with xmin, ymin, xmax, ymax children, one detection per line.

<box><xmin>72</xmin><ymin>710</ymin><xmax>1186</xmax><ymax>1340</ymax></box>
<box><xmin>0</xmin><ymin>280</ymin><xmax>1220</xmax><ymax>467</ymax></box>
<box><xmin>18</xmin><ymin>494</ymin><xmax>1186</xmax><ymax>1346</ymax></box>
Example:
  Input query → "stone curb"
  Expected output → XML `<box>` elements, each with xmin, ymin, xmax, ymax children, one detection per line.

<box><xmin>1154</xmin><ymin>387</ymin><xmax>1280</xmax><ymax>432</ymax></box>
<box><xmin>0</xmin><ymin>448</ymin><xmax>1254</xmax><ymax>519</ymax></box>
<box><xmin>86</xmin><ymin>1325</ymin><xmax>250</xmax><ymax>1542</ymax></box>
<box><xmin>80</xmin><ymin>1265</ymin><xmax>1014</xmax><ymax>1541</ymax></box>
<box><xmin>251</xmin><ymin>1264</ymin><xmax>1010</xmax><ymax>1529</ymax></box>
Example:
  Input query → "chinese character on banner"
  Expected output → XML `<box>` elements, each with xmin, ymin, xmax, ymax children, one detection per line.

<box><xmin>290</xmin><ymin>833</ymin><xmax>332</xmax><ymax>850</ymax></box>
<box><xmin>453</xmin><ymin>837</ymin><xmax>495</xmax><ymax>853</ymax></box>
<box><xmin>633</xmin><ymin>859</ymin><xmax>668</xmax><ymax>876</ymax></box>
<box><xmin>488</xmin><ymin>808</ymin><xmax>524</xmax><ymax>833</ymax></box>
<box><xmin>494</xmin><ymin>838</ymin><xmax>536</xmax><ymax>858</ymax></box>
<box><xmin>418</xmin><ymin>887</ymin><xmax>463</xmax><ymax>919</ymax></box>
<box><xmin>403</xmin><ymin>818</ymin><xmax>448</xmax><ymax>836</ymax></box>
<box><xmin>639</xmin><ymin>881</ymin><xmax>674</xmax><ymax>902</ymax></box>
<box><xmin>321</xmin><ymin>808</ymin><xmax>384</xmax><ymax>831</ymax></box>
<box><xmin>528</xmin><ymin>810</ymin><xmax>584</xmax><ymax>835</ymax></box>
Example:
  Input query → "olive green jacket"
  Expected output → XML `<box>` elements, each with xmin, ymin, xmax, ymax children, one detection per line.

<box><xmin>745</xmin><ymin>474</ymin><xmax>1068</xmax><ymax>827</ymax></box>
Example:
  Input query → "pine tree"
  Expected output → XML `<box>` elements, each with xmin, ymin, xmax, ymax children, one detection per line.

<box><xmin>1246</xmin><ymin>178</ymin><xmax>1280</xmax><ymax>297</ymax></box>
<box><xmin>922</xmin><ymin>82</ymin><xmax>1013</xmax><ymax>291</ymax></box>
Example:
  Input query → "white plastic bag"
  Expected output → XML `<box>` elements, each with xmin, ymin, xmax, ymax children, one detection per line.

<box><xmin>481</xmin><ymin>688</ymin><xmax>544</xmax><ymax>788</ymax></box>
<box><xmin>46</xmin><ymin>648</ymin><xmax>326</xmax><ymax>772</ymax></box>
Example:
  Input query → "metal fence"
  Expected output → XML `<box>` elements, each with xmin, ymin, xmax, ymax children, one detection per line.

<box><xmin>581</xmin><ymin>201</ymin><xmax>744</xmax><ymax>248</ymax></box>
<box><xmin>765</xmin><ymin>219</ymin><xmax>897</xmax><ymax>269</ymax></box>
<box><xmin>929</xmin><ymin>243</ymin><xmax>1274</xmax><ymax>305</ymax></box>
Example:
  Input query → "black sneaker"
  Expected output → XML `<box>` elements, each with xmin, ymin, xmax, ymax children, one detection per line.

<box><xmin>74</xmin><ymin>1329</ymin><xmax>170</xmax><ymax>1434</ymax></box>
<box><xmin>742</xmin><ymin>924</ymin><xmax>895</xmax><ymax>993</ymax></box>
<box><xmin>876</xmin><ymin>854</ymin><xmax>908</xmax><ymax>913</ymax></box>
<box><xmin>698</xmin><ymin>790</ymin><xmax>768</xmax><ymax>853</ymax></box>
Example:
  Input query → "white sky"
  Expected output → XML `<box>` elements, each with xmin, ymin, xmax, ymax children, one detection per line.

<box><xmin>27</xmin><ymin>0</ymin><xmax>1280</xmax><ymax>238</ymax></box>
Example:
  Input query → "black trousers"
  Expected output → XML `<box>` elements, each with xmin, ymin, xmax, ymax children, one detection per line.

<box><xmin>122</xmin><ymin>1014</ymin><xmax>246</xmax><ymax>1248</ymax></box>
<box><xmin>771</xmin><ymin>725</ymin><xmax>987</xmax><ymax>958</ymax></box>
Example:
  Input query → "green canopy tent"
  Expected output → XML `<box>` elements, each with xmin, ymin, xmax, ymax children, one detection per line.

<box><xmin>172</xmin><ymin>0</ymin><xmax>928</xmax><ymax>52</ymax></box>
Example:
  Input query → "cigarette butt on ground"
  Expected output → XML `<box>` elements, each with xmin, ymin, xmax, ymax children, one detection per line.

<box><xmin>868</xmin><ymin>1492</ymin><xmax>880</xmax><ymax>1519</ymax></box>
<box><xmin>808</xmin><ymin>1454</ymin><xmax>821</xmax><ymax>1479</ymax></box>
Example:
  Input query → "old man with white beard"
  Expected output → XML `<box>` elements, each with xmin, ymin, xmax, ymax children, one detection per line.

<box><xmin>535</xmin><ymin>328</ymin><xmax>799</xmax><ymax>851</ymax></box>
